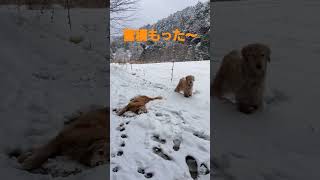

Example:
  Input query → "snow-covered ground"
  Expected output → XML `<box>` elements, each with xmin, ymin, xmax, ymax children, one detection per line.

<box><xmin>110</xmin><ymin>61</ymin><xmax>210</xmax><ymax>180</ymax></box>
<box><xmin>212</xmin><ymin>0</ymin><xmax>320</xmax><ymax>179</ymax></box>
<box><xmin>0</xmin><ymin>6</ymin><xmax>109</xmax><ymax>180</ymax></box>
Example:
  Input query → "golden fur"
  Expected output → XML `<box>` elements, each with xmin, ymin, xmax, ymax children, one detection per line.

<box><xmin>175</xmin><ymin>75</ymin><xmax>195</xmax><ymax>97</ymax></box>
<box><xmin>116</xmin><ymin>95</ymin><xmax>162</xmax><ymax>116</ymax></box>
<box><xmin>212</xmin><ymin>43</ymin><xmax>271</xmax><ymax>114</ymax></box>
<box><xmin>18</xmin><ymin>107</ymin><xmax>109</xmax><ymax>170</ymax></box>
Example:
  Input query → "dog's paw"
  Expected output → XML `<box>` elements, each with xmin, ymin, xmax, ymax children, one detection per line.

<box><xmin>17</xmin><ymin>151</ymin><xmax>32</xmax><ymax>163</ymax></box>
<box><xmin>237</xmin><ymin>104</ymin><xmax>258</xmax><ymax>114</ymax></box>
<box><xmin>20</xmin><ymin>154</ymin><xmax>40</xmax><ymax>170</ymax></box>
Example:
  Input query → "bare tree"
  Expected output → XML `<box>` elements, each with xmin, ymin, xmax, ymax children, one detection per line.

<box><xmin>110</xmin><ymin>0</ymin><xmax>139</xmax><ymax>15</ymax></box>
<box><xmin>110</xmin><ymin>0</ymin><xmax>139</xmax><ymax>34</ymax></box>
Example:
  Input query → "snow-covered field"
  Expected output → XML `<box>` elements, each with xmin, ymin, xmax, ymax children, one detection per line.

<box><xmin>110</xmin><ymin>61</ymin><xmax>210</xmax><ymax>180</ymax></box>
<box><xmin>212</xmin><ymin>0</ymin><xmax>320</xmax><ymax>179</ymax></box>
<box><xmin>0</xmin><ymin>6</ymin><xmax>109</xmax><ymax>180</ymax></box>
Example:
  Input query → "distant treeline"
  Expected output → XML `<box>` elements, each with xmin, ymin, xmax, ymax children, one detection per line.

<box><xmin>0</xmin><ymin>0</ymin><xmax>106</xmax><ymax>8</ymax></box>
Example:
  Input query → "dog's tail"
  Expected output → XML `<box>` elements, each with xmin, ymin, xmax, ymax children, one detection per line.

<box><xmin>149</xmin><ymin>96</ymin><xmax>163</xmax><ymax>101</ymax></box>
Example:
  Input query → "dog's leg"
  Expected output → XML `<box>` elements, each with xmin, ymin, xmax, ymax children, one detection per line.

<box><xmin>257</xmin><ymin>88</ymin><xmax>265</xmax><ymax>111</ymax></box>
<box><xmin>175</xmin><ymin>79</ymin><xmax>182</xmax><ymax>92</ymax></box>
<box><xmin>184</xmin><ymin>92</ymin><xmax>191</xmax><ymax>97</ymax></box>
<box><xmin>83</xmin><ymin>140</ymin><xmax>108</xmax><ymax>167</ymax></box>
<box><xmin>17</xmin><ymin>151</ymin><xmax>33</xmax><ymax>164</ymax></box>
<box><xmin>19</xmin><ymin>139</ymin><xmax>59</xmax><ymax>170</ymax></box>
<box><xmin>237</xmin><ymin>102</ymin><xmax>256</xmax><ymax>114</ymax></box>
<box><xmin>138</xmin><ymin>106</ymin><xmax>148</xmax><ymax>114</ymax></box>
<box><xmin>117</xmin><ymin>106</ymin><xmax>128</xmax><ymax>116</ymax></box>
<box><xmin>212</xmin><ymin>73</ymin><xmax>225</xmax><ymax>99</ymax></box>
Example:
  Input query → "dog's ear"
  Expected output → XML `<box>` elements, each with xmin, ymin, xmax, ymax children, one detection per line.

<box><xmin>241</xmin><ymin>46</ymin><xmax>250</xmax><ymax>61</ymax></box>
<box><xmin>188</xmin><ymin>75</ymin><xmax>195</xmax><ymax>81</ymax></box>
<box><xmin>242</xmin><ymin>44</ymin><xmax>271</xmax><ymax>62</ymax></box>
<box><xmin>186</xmin><ymin>75</ymin><xmax>195</xmax><ymax>81</ymax></box>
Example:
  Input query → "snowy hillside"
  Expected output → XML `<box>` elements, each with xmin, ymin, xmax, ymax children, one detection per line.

<box><xmin>110</xmin><ymin>61</ymin><xmax>210</xmax><ymax>180</ymax></box>
<box><xmin>142</xmin><ymin>1</ymin><xmax>210</xmax><ymax>34</ymax></box>
<box><xmin>111</xmin><ymin>1</ymin><xmax>210</xmax><ymax>63</ymax></box>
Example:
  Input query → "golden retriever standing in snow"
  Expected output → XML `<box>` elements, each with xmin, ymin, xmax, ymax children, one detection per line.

<box><xmin>212</xmin><ymin>43</ymin><xmax>271</xmax><ymax>114</ymax></box>
<box><xmin>175</xmin><ymin>75</ymin><xmax>195</xmax><ymax>97</ymax></box>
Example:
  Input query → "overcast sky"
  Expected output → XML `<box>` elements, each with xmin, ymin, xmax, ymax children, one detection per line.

<box><xmin>111</xmin><ymin>0</ymin><xmax>208</xmax><ymax>34</ymax></box>
<box><xmin>133</xmin><ymin>0</ymin><xmax>208</xmax><ymax>27</ymax></box>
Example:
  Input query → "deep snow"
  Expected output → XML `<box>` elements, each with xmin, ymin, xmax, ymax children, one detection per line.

<box><xmin>212</xmin><ymin>0</ymin><xmax>320</xmax><ymax>179</ymax></box>
<box><xmin>110</xmin><ymin>61</ymin><xmax>210</xmax><ymax>180</ymax></box>
<box><xmin>0</xmin><ymin>5</ymin><xmax>109</xmax><ymax>180</ymax></box>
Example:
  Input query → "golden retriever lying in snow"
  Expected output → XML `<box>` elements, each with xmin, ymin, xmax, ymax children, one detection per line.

<box><xmin>115</xmin><ymin>95</ymin><xmax>162</xmax><ymax>116</ymax></box>
<box><xmin>18</xmin><ymin>107</ymin><xmax>109</xmax><ymax>170</ymax></box>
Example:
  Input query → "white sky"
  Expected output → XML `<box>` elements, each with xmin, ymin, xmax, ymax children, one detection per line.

<box><xmin>111</xmin><ymin>0</ymin><xmax>208</xmax><ymax>34</ymax></box>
